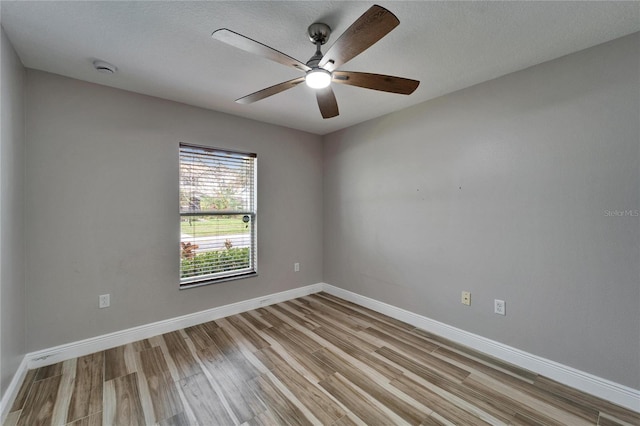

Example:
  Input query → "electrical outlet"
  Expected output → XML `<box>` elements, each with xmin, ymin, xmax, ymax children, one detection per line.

<box><xmin>461</xmin><ymin>291</ymin><xmax>471</xmax><ymax>306</ymax></box>
<box><xmin>99</xmin><ymin>294</ymin><xmax>110</xmax><ymax>308</ymax></box>
<box><xmin>494</xmin><ymin>299</ymin><xmax>506</xmax><ymax>315</ymax></box>
<box><xmin>294</xmin><ymin>262</ymin><xmax>300</xmax><ymax>272</ymax></box>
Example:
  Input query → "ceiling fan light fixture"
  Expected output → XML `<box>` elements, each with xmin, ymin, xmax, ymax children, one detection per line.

<box><xmin>305</xmin><ymin>68</ymin><xmax>331</xmax><ymax>89</ymax></box>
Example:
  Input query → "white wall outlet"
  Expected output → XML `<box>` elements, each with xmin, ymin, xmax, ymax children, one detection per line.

<box><xmin>99</xmin><ymin>294</ymin><xmax>110</xmax><ymax>308</ymax></box>
<box><xmin>294</xmin><ymin>262</ymin><xmax>300</xmax><ymax>272</ymax></box>
<box><xmin>494</xmin><ymin>299</ymin><xmax>506</xmax><ymax>315</ymax></box>
<box><xmin>461</xmin><ymin>291</ymin><xmax>471</xmax><ymax>306</ymax></box>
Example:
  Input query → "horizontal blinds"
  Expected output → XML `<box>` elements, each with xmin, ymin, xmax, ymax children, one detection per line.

<box><xmin>179</xmin><ymin>144</ymin><xmax>257</xmax><ymax>286</ymax></box>
<box><xmin>180</xmin><ymin>145</ymin><xmax>256</xmax><ymax>214</ymax></box>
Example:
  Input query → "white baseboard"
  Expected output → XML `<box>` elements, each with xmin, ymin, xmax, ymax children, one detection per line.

<box><xmin>2</xmin><ymin>281</ymin><xmax>638</xmax><ymax>422</ymax></box>
<box><xmin>0</xmin><ymin>283</ymin><xmax>323</xmax><ymax>423</ymax></box>
<box><xmin>0</xmin><ymin>356</ymin><xmax>29</xmax><ymax>423</ymax></box>
<box><xmin>26</xmin><ymin>283</ymin><xmax>323</xmax><ymax>369</ymax></box>
<box><xmin>321</xmin><ymin>283</ymin><xmax>640</xmax><ymax>414</ymax></box>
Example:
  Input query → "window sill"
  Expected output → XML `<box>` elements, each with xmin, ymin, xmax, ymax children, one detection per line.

<box><xmin>179</xmin><ymin>272</ymin><xmax>258</xmax><ymax>290</ymax></box>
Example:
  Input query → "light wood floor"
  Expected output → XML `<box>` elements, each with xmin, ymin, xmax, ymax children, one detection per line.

<box><xmin>5</xmin><ymin>292</ymin><xmax>640</xmax><ymax>426</ymax></box>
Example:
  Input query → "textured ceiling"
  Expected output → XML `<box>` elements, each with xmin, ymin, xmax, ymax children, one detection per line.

<box><xmin>1</xmin><ymin>1</ymin><xmax>639</xmax><ymax>135</ymax></box>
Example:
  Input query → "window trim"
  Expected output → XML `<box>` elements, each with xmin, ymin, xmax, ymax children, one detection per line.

<box><xmin>179</xmin><ymin>143</ymin><xmax>257</xmax><ymax>288</ymax></box>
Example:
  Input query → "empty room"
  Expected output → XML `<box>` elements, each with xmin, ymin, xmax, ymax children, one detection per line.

<box><xmin>1</xmin><ymin>1</ymin><xmax>639</xmax><ymax>425</ymax></box>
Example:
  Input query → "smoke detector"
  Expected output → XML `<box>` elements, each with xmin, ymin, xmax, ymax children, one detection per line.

<box><xmin>92</xmin><ymin>60</ymin><xmax>117</xmax><ymax>74</ymax></box>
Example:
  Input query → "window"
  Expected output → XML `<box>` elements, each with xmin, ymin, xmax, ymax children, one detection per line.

<box><xmin>179</xmin><ymin>143</ymin><xmax>257</xmax><ymax>288</ymax></box>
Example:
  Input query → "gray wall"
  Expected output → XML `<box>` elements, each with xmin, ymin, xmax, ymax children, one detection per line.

<box><xmin>1</xmin><ymin>27</ymin><xmax>26</xmax><ymax>396</ymax></box>
<box><xmin>25</xmin><ymin>71</ymin><xmax>323</xmax><ymax>351</ymax></box>
<box><xmin>323</xmin><ymin>33</ymin><xmax>640</xmax><ymax>389</ymax></box>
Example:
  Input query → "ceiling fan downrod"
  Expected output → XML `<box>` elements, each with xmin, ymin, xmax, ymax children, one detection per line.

<box><xmin>305</xmin><ymin>23</ymin><xmax>332</xmax><ymax>88</ymax></box>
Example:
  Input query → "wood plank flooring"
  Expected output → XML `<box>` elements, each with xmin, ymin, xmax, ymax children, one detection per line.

<box><xmin>5</xmin><ymin>292</ymin><xmax>640</xmax><ymax>425</ymax></box>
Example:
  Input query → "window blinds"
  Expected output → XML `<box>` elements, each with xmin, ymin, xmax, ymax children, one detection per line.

<box><xmin>179</xmin><ymin>143</ymin><xmax>257</xmax><ymax>287</ymax></box>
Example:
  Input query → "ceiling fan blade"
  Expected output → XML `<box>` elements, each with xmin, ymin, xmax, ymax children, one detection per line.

<box><xmin>236</xmin><ymin>77</ymin><xmax>305</xmax><ymax>104</ymax></box>
<box><xmin>213</xmin><ymin>28</ymin><xmax>311</xmax><ymax>73</ymax></box>
<box><xmin>316</xmin><ymin>87</ymin><xmax>339</xmax><ymax>119</ymax></box>
<box><xmin>332</xmin><ymin>71</ymin><xmax>419</xmax><ymax>94</ymax></box>
<box><xmin>319</xmin><ymin>5</ymin><xmax>399</xmax><ymax>72</ymax></box>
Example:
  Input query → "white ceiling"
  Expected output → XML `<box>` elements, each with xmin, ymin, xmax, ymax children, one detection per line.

<box><xmin>1</xmin><ymin>1</ymin><xmax>639</xmax><ymax>135</ymax></box>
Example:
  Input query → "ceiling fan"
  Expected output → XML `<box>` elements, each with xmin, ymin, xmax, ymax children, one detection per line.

<box><xmin>212</xmin><ymin>4</ymin><xmax>420</xmax><ymax>119</ymax></box>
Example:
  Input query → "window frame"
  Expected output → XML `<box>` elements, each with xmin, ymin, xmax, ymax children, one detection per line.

<box><xmin>179</xmin><ymin>143</ymin><xmax>257</xmax><ymax>289</ymax></box>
